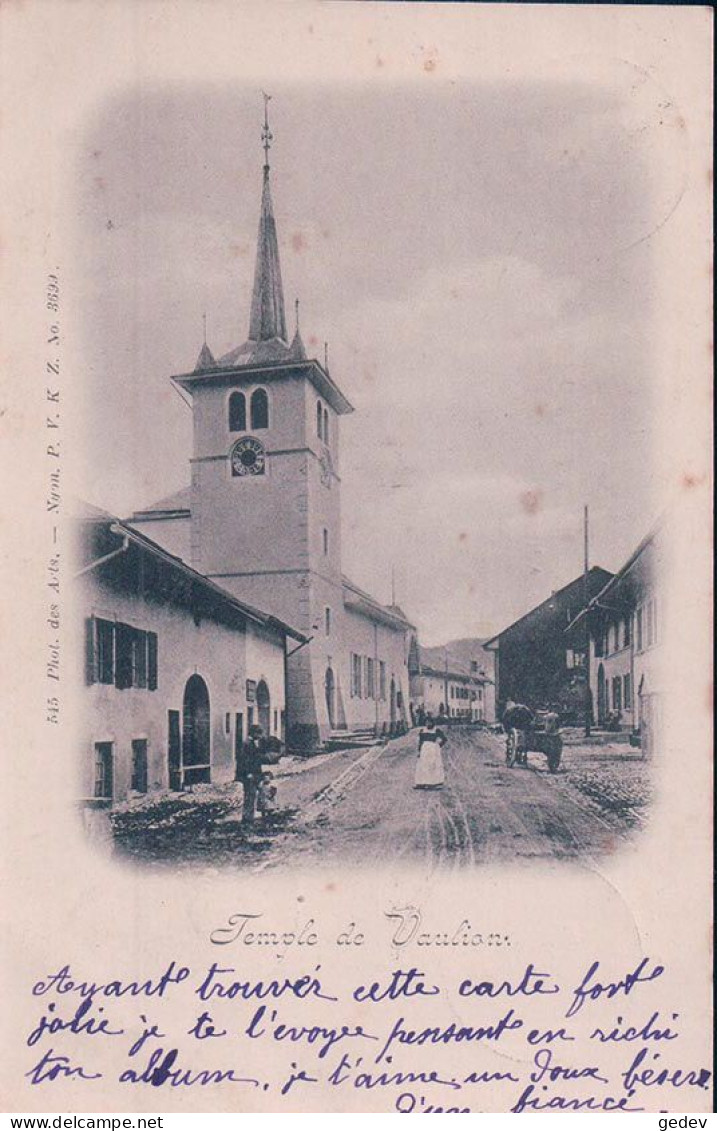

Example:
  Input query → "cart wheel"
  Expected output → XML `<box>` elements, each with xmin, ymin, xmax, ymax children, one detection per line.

<box><xmin>547</xmin><ymin>737</ymin><xmax>563</xmax><ymax>773</ymax></box>
<box><xmin>506</xmin><ymin>728</ymin><xmax>519</xmax><ymax>768</ymax></box>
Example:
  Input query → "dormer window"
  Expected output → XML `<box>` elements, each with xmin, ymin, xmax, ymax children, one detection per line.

<box><xmin>250</xmin><ymin>388</ymin><xmax>269</xmax><ymax>430</ymax></box>
<box><xmin>317</xmin><ymin>399</ymin><xmax>324</xmax><ymax>440</ymax></box>
<box><xmin>228</xmin><ymin>391</ymin><xmax>246</xmax><ymax>432</ymax></box>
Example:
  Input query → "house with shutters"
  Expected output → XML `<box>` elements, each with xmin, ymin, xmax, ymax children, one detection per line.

<box><xmin>484</xmin><ymin>567</ymin><xmax>613</xmax><ymax>719</ymax></box>
<box><xmin>77</xmin><ymin>504</ymin><xmax>303</xmax><ymax>806</ymax></box>
<box><xmin>567</xmin><ymin>521</ymin><xmax>665</xmax><ymax>752</ymax></box>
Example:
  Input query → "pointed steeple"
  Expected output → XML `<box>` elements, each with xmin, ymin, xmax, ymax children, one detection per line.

<box><xmin>194</xmin><ymin>341</ymin><xmax>215</xmax><ymax>372</ymax></box>
<box><xmin>248</xmin><ymin>94</ymin><xmax>287</xmax><ymax>343</ymax></box>
<box><xmin>290</xmin><ymin>296</ymin><xmax>307</xmax><ymax>360</ymax></box>
<box><xmin>194</xmin><ymin>314</ymin><xmax>215</xmax><ymax>371</ymax></box>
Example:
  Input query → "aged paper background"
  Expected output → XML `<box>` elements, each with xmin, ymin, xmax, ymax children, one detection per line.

<box><xmin>0</xmin><ymin>1</ymin><xmax>712</xmax><ymax>1114</ymax></box>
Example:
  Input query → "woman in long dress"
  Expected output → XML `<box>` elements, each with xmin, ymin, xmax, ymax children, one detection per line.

<box><xmin>414</xmin><ymin>716</ymin><xmax>447</xmax><ymax>790</ymax></box>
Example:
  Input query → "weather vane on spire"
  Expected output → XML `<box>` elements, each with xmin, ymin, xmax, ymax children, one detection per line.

<box><xmin>261</xmin><ymin>91</ymin><xmax>273</xmax><ymax>170</ymax></box>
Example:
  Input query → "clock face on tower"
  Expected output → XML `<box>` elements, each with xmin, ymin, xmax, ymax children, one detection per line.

<box><xmin>230</xmin><ymin>436</ymin><xmax>266</xmax><ymax>477</ymax></box>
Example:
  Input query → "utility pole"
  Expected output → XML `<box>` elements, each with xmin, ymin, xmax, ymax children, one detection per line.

<box><xmin>444</xmin><ymin>647</ymin><xmax>449</xmax><ymax>722</ymax></box>
<box><xmin>584</xmin><ymin>504</ymin><xmax>591</xmax><ymax>737</ymax></box>
<box><xmin>374</xmin><ymin>622</ymin><xmax>379</xmax><ymax>737</ymax></box>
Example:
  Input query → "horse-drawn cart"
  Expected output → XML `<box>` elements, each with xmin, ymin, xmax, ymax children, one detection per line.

<box><xmin>503</xmin><ymin>704</ymin><xmax>563</xmax><ymax>773</ymax></box>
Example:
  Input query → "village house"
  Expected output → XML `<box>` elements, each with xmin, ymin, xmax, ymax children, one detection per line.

<box><xmin>410</xmin><ymin>647</ymin><xmax>495</xmax><ymax>724</ymax></box>
<box><xmin>76</xmin><ymin>505</ymin><xmax>305</xmax><ymax>807</ymax></box>
<box><xmin>567</xmin><ymin>522</ymin><xmax>664</xmax><ymax>754</ymax></box>
<box><xmin>484</xmin><ymin>567</ymin><xmax>613</xmax><ymax>720</ymax></box>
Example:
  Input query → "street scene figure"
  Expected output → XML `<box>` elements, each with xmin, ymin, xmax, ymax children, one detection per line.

<box><xmin>257</xmin><ymin>772</ymin><xmax>278</xmax><ymax>821</ymax></box>
<box><xmin>414</xmin><ymin>717</ymin><xmax>448</xmax><ymax>791</ymax></box>
<box><xmin>238</xmin><ymin>725</ymin><xmax>267</xmax><ymax>826</ymax></box>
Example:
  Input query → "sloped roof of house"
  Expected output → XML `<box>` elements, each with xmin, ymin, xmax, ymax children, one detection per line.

<box><xmin>75</xmin><ymin>506</ymin><xmax>306</xmax><ymax>643</ymax></box>
<box><xmin>565</xmin><ymin>521</ymin><xmax>662</xmax><ymax>633</ymax></box>
<box><xmin>342</xmin><ymin>576</ymin><xmax>416</xmax><ymax>632</ymax></box>
<box><xmin>484</xmin><ymin>566</ymin><xmax>613</xmax><ymax>648</ymax></box>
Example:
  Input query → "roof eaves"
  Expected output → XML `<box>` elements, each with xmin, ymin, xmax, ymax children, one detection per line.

<box><xmin>485</xmin><ymin>566</ymin><xmax>613</xmax><ymax>645</ymax></box>
<box><xmin>103</xmin><ymin>520</ymin><xmax>306</xmax><ymax>643</ymax></box>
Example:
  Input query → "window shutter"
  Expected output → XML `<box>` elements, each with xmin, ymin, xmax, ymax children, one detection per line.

<box><xmin>85</xmin><ymin>617</ymin><xmax>96</xmax><ymax>685</ymax></box>
<box><xmin>147</xmin><ymin>632</ymin><xmax>158</xmax><ymax>690</ymax></box>
<box><xmin>134</xmin><ymin>629</ymin><xmax>148</xmax><ymax>689</ymax></box>
<box><xmin>115</xmin><ymin>623</ymin><xmax>133</xmax><ymax>690</ymax></box>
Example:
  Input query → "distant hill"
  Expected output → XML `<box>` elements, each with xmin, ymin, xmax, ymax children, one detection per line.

<box><xmin>420</xmin><ymin>637</ymin><xmax>495</xmax><ymax>681</ymax></box>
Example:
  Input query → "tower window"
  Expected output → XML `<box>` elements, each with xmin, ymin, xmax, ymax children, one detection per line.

<box><xmin>323</xmin><ymin>528</ymin><xmax>329</xmax><ymax>556</ymax></box>
<box><xmin>325</xmin><ymin>607</ymin><xmax>331</xmax><ymax>636</ymax></box>
<box><xmin>317</xmin><ymin>399</ymin><xmax>323</xmax><ymax>440</ymax></box>
<box><xmin>229</xmin><ymin>391</ymin><xmax>246</xmax><ymax>432</ymax></box>
<box><xmin>323</xmin><ymin>407</ymin><xmax>329</xmax><ymax>445</ymax></box>
<box><xmin>250</xmin><ymin>388</ymin><xmax>269</xmax><ymax>430</ymax></box>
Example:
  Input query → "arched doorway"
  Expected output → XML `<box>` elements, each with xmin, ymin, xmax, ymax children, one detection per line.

<box><xmin>325</xmin><ymin>667</ymin><xmax>335</xmax><ymax>730</ymax></box>
<box><xmin>597</xmin><ymin>664</ymin><xmax>606</xmax><ymax>726</ymax></box>
<box><xmin>256</xmin><ymin>679</ymin><xmax>271</xmax><ymax>736</ymax></box>
<box><xmin>182</xmin><ymin>674</ymin><xmax>211</xmax><ymax>785</ymax></box>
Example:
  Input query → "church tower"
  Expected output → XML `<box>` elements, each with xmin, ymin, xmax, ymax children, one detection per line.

<box><xmin>172</xmin><ymin>101</ymin><xmax>354</xmax><ymax>747</ymax></box>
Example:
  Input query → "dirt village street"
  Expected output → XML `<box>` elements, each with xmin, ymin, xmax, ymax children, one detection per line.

<box><xmin>111</xmin><ymin>728</ymin><xmax>651</xmax><ymax>872</ymax></box>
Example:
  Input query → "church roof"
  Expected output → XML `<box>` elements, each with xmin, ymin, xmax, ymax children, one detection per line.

<box><xmin>215</xmin><ymin>333</ymin><xmax>304</xmax><ymax>369</ymax></box>
<box><xmin>126</xmin><ymin>486</ymin><xmax>191</xmax><ymax>520</ymax></box>
<box><xmin>342</xmin><ymin>576</ymin><xmax>416</xmax><ymax>631</ymax></box>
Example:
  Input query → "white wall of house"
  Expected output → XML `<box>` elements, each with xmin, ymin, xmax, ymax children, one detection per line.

<box><xmin>78</xmin><ymin>568</ymin><xmax>287</xmax><ymax>804</ymax></box>
<box><xmin>342</xmin><ymin>607</ymin><xmax>410</xmax><ymax>731</ymax></box>
<box><xmin>413</xmin><ymin>672</ymin><xmax>491</xmax><ymax>722</ymax></box>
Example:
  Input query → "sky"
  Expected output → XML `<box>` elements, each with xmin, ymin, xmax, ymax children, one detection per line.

<box><xmin>75</xmin><ymin>77</ymin><xmax>677</xmax><ymax>644</ymax></box>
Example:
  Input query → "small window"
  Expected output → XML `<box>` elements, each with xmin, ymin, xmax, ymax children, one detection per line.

<box><xmin>624</xmin><ymin>674</ymin><xmax>632</xmax><ymax>710</ymax></box>
<box><xmin>323</xmin><ymin>407</ymin><xmax>329</xmax><ymax>445</ymax></box>
<box><xmin>636</xmin><ymin>607</ymin><xmax>643</xmax><ymax>650</ymax></box>
<box><xmin>229</xmin><ymin>391</ymin><xmax>246</xmax><ymax>432</ymax></box>
<box><xmin>623</xmin><ymin>618</ymin><xmax>631</xmax><ymax>647</ymax></box>
<box><xmin>379</xmin><ymin>661</ymin><xmax>386</xmax><ymax>701</ymax></box>
<box><xmin>351</xmin><ymin>653</ymin><xmax>362</xmax><ymax>698</ymax></box>
<box><xmin>250</xmin><ymin>388</ymin><xmax>269</xmax><ymax>430</ymax></box>
<box><xmin>94</xmin><ymin>742</ymin><xmax>113</xmax><ymax>800</ymax></box>
<box><xmin>317</xmin><ymin>400</ymin><xmax>323</xmax><ymax>440</ymax></box>
<box><xmin>131</xmin><ymin>739</ymin><xmax>148</xmax><ymax>793</ymax></box>
<box><xmin>325</xmin><ymin>607</ymin><xmax>331</xmax><ymax>636</ymax></box>
<box><xmin>323</xmin><ymin>528</ymin><xmax>329</xmax><ymax>556</ymax></box>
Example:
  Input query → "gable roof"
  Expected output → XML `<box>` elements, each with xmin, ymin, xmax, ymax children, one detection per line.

<box><xmin>483</xmin><ymin>566</ymin><xmax>613</xmax><ymax>648</ymax></box>
<box><xmin>342</xmin><ymin>576</ymin><xmax>415</xmax><ymax>631</ymax></box>
<box><xmin>565</xmin><ymin>521</ymin><xmax>662</xmax><ymax>633</ymax></box>
<box><xmin>75</xmin><ymin>507</ymin><xmax>306</xmax><ymax>643</ymax></box>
